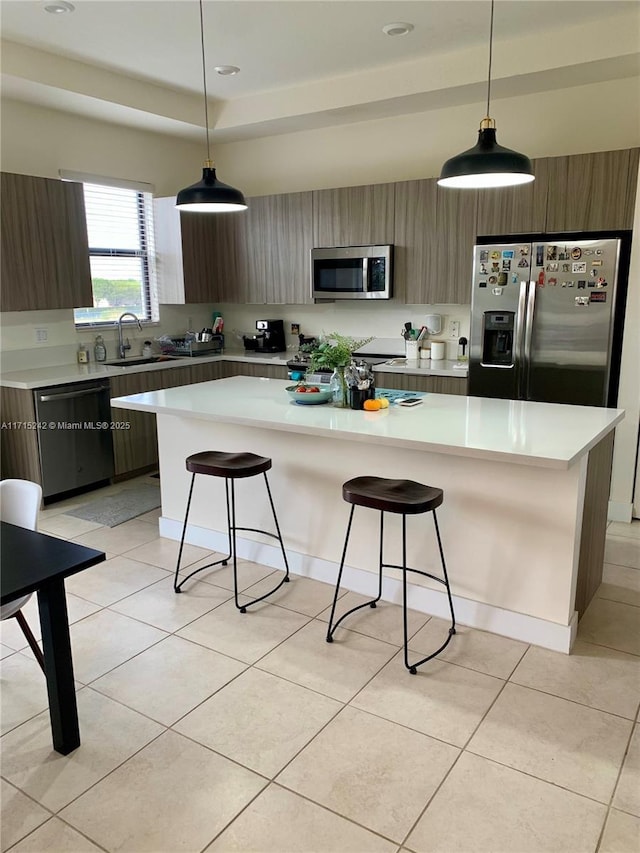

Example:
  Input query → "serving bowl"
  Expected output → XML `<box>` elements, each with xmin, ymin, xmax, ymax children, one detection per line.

<box><xmin>286</xmin><ymin>384</ymin><xmax>332</xmax><ymax>405</ymax></box>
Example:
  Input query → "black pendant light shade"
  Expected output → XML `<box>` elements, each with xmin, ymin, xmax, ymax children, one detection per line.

<box><xmin>176</xmin><ymin>0</ymin><xmax>247</xmax><ymax>213</ymax></box>
<box><xmin>438</xmin><ymin>122</ymin><xmax>534</xmax><ymax>188</ymax></box>
<box><xmin>438</xmin><ymin>1</ymin><xmax>534</xmax><ymax>190</ymax></box>
<box><xmin>176</xmin><ymin>164</ymin><xmax>247</xmax><ymax>212</ymax></box>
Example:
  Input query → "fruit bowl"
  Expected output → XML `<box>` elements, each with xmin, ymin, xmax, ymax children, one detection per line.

<box><xmin>286</xmin><ymin>384</ymin><xmax>332</xmax><ymax>405</ymax></box>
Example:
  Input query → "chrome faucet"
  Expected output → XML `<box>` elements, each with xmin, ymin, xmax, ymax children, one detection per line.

<box><xmin>117</xmin><ymin>312</ymin><xmax>142</xmax><ymax>359</ymax></box>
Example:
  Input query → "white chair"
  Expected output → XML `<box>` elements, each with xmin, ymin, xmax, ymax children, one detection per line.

<box><xmin>0</xmin><ymin>478</ymin><xmax>45</xmax><ymax>671</ymax></box>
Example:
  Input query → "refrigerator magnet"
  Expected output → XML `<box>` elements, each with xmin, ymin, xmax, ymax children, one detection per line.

<box><xmin>480</xmin><ymin>263</ymin><xmax>488</xmax><ymax>274</ymax></box>
<box><xmin>571</xmin><ymin>247</ymin><xmax>582</xmax><ymax>260</ymax></box>
<box><xmin>502</xmin><ymin>260</ymin><xmax>511</xmax><ymax>270</ymax></box>
<box><xmin>480</xmin><ymin>250</ymin><xmax>489</xmax><ymax>261</ymax></box>
<box><xmin>575</xmin><ymin>296</ymin><xmax>589</xmax><ymax>306</ymax></box>
<box><xmin>491</xmin><ymin>251</ymin><xmax>501</xmax><ymax>260</ymax></box>
<box><xmin>548</xmin><ymin>277</ymin><xmax>557</xmax><ymax>286</ymax></box>
<box><xmin>492</xmin><ymin>262</ymin><xmax>500</xmax><ymax>271</ymax></box>
<box><xmin>590</xmin><ymin>268</ymin><xmax>598</xmax><ymax>278</ymax></box>
<box><xmin>577</xmin><ymin>280</ymin><xmax>586</xmax><ymax>289</ymax></box>
<box><xmin>536</xmin><ymin>246</ymin><xmax>544</xmax><ymax>266</ymax></box>
<box><xmin>598</xmin><ymin>278</ymin><xmax>608</xmax><ymax>286</ymax></box>
<box><xmin>590</xmin><ymin>292</ymin><xmax>607</xmax><ymax>303</ymax></box>
<box><xmin>537</xmin><ymin>270</ymin><xmax>545</xmax><ymax>287</ymax></box>
<box><xmin>562</xmin><ymin>263</ymin><xmax>571</xmax><ymax>273</ymax></box>
<box><xmin>519</xmin><ymin>245</ymin><xmax>529</xmax><ymax>255</ymax></box>
<box><xmin>488</xmin><ymin>275</ymin><xmax>497</xmax><ymax>284</ymax></box>
<box><xmin>479</xmin><ymin>281</ymin><xmax>487</xmax><ymax>288</ymax></box>
<box><xmin>588</xmin><ymin>281</ymin><xmax>595</xmax><ymax>287</ymax></box>
<box><xmin>511</xmin><ymin>274</ymin><xmax>518</xmax><ymax>284</ymax></box>
<box><xmin>591</xmin><ymin>259</ymin><xmax>603</xmax><ymax>266</ymax></box>
<box><xmin>498</xmin><ymin>272</ymin><xmax>508</xmax><ymax>286</ymax></box>
<box><xmin>502</xmin><ymin>250</ymin><xmax>514</xmax><ymax>259</ymax></box>
<box><xmin>566</xmin><ymin>281</ymin><xmax>575</xmax><ymax>287</ymax></box>
<box><xmin>547</xmin><ymin>262</ymin><xmax>559</xmax><ymax>272</ymax></box>
<box><xmin>492</xmin><ymin>287</ymin><xmax>503</xmax><ymax>296</ymax></box>
<box><xmin>518</xmin><ymin>257</ymin><xmax>529</xmax><ymax>268</ymax></box>
<box><xmin>546</xmin><ymin>245</ymin><xmax>558</xmax><ymax>260</ymax></box>
<box><xmin>572</xmin><ymin>262</ymin><xmax>587</xmax><ymax>273</ymax></box>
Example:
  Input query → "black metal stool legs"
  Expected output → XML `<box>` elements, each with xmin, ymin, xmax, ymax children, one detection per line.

<box><xmin>326</xmin><ymin>508</ymin><xmax>384</xmax><ymax>643</ymax></box>
<box><xmin>326</xmin><ymin>506</ymin><xmax>456</xmax><ymax>674</ymax></box>
<box><xmin>175</xmin><ymin>471</ymin><xmax>290</xmax><ymax>613</ymax></box>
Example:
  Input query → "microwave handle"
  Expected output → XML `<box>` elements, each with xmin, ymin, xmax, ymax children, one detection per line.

<box><xmin>362</xmin><ymin>257</ymin><xmax>369</xmax><ymax>292</ymax></box>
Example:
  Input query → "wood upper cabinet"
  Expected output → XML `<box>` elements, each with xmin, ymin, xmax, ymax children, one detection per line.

<box><xmin>241</xmin><ymin>191</ymin><xmax>313</xmax><ymax>304</ymax></box>
<box><xmin>476</xmin><ymin>158</ymin><xmax>548</xmax><ymax>237</ymax></box>
<box><xmin>313</xmin><ymin>183</ymin><xmax>395</xmax><ymax>248</ymax></box>
<box><xmin>433</xmin><ymin>184</ymin><xmax>478</xmax><ymax>304</ymax></box>
<box><xmin>545</xmin><ymin>149</ymin><xmax>639</xmax><ymax>232</ymax></box>
<box><xmin>1</xmin><ymin>172</ymin><xmax>92</xmax><ymax>312</ymax></box>
<box><xmin>180</xmin><ymin>210</ymin><xmax>244</xmax><ymax>303</ymax></box>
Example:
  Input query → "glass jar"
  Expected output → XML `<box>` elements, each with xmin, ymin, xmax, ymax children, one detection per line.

<box><xmin>330</xmin><ymin>366</ymin><xmax>348</xmax><ymax>408</ymax></box>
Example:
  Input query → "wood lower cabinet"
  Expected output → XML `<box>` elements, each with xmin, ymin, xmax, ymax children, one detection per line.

<box><xmin>188</xmin><ymin>361</ymin><xmax>225</xmax><ymax>384</ymax></box>
<box><xmin>313</xmin><ymin>183</ymin><xmax>395</xmax><ymax>248</ymax></box>
<box><xmin>221</xmin><ymin>361</ymin><xmax>288</xmax><ymax>380</ymax></box>
<box><xmin>0</xmin><ymin>387</ymin><xmax>41</xmax><ymax>484</ymax></box>
<box><xmin>1</xmin><ymin>172</ymin><xmax>92</xmax><ymax>312</ymax></box>
<box><xmin>376</xmin><ymin>373</ymin><xmax>467</xmax><ymax>394</ymax></box>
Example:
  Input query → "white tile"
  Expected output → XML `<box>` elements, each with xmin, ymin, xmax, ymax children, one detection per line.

<box><xmin>245</xmin><ymin>572</ymin><xmax>342</xmax><ymax>617</ymax></box>
<box><xmin>1</xmin><ymin>688</ymin><xmax>163</xmax><ymax>812</ymax></box>
<box><xmin>599</xmin><ymin>810</ymin><xmax>640</xmax><ymax>853</ymax></box>
<box><xmin>604</xmin><ymin>534</ymin><xmax>640</xmax><ymax>569</ymax></box>
<box><xmin>175</xmin><ymin>667</ymin><xmax>341</xmax><ymax>777</ymax></box>
<box><xmin>510</xmin><ymin>639</ymin><xmax>640</xmax><ymax>719</ymax></box>
<box><xmin>257</xmin><ymin>618</ymin><xmax>397</xmax><ymax>703</ymax></box>
<box><xmin>207</xmin><ymin>784</ymin><xmax>397</xmax><ymax>853</ymax></box>
<box><xmin>8</xmin><ymin>817</ymin><xmax>102</xmax><ymax>852</ymax></box>
<box><xmin>183</xmin><ymin>557</ymin><xmax>278</xmax><ymax>592</ymax></box>
<box><xmin>578</xmin><ymin>598</ymin><xmax>640</xmax><ymax>656</ymax></box>
<box><xmin>177</xmin><ymin>597</ymin><xmax>309</xmax><ymax>664</ymax></box>
<box><xmin>0</xmin><ymin>779</ymin><xmax>50</xmax><ymax>853</ymax></box>
<box><xmin>468</xmin><ymin>683</ymin><xmax>632</xmax><ymax>802</ymax></box>
<box><xmin>73</xmin><ymin>519</ymin><xmax>160</xmax><ymax>555</ymax></box>
<box><xmin>63</xmin><ymin>554</ymin><xmax>170</xmax><ymax>606</ymax></box>
<box><xmin>91</xmin><ymin>635</ymin><xmax>246</xmax><ymax>725</ymax></box>
<box><xmin>111</xmin><ymin>575</ymin><xmax>231</xmax><ymax>632</ymax></box>
<box><xmin>0</xmin><ymin>652</ymin><xmax>50</xmax><ymax>736</ymax></box>
<box><xmin>125</xmin><ymin>536</ymin><xmax>213</xmax><ymax>571</ymax></box>
<box><xmin>68</xmin><ymin>608</ymin><xmax>167</xmax><ymax>683</ymax></box>
<box><xmin>608</xmin><ymin>520</ymin><xmax>640</xmax><ymax>541</ymax></box>
<box><xmin>597</xmin><ymin>562</ymin><xmax>640</xmax><ymax>607</ymax></box>
<box><xmin>0</xmin><ymin>643</ymin><xmax>16</xmax><ymax>660</ymax></box>
<box><xmin>0</xmin><ymin>593</ymin><xmax>100</xmax><ymax>650</ymax></box>
<box><xmin>352</xmin><ymin>651</ymin><xmax>504</xmax><ymax>747</ymax></box>
<box><xmin>37</xmin><ymin>513</ymin><xmax>104</xmax><ymax>539</ymax></box>
<box><xmin>277</xmin><ymin>706</ymin><xmax>458</xmax><ymax>843</ymax></box>
<box><xmin>317</xmin><ymin>592</ymin><xmax>429</xmax><ymax>646</ymax></box>
<box><xmin>406</xmin><ymin>751</ymin><xmax>606</xmax><ymax>853</ymax></box>
<box><xmin>409</xmin><ymin>617</ymin><xmax>528</xmax><ymax>679</ymax></box>
<box><xmin>60</xmin><ymin>730</ymin><xmax>266</xmax><ymax>853</ymax></box>
<box><xmin>614</xmin><ymin>724</ymin><xmax>640</xmax><ymax>817</ymax></box>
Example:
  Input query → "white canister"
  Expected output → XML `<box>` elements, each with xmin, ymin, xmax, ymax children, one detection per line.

<box><xmin>405</xmin><ymin>340</ymin><xmax>419</xmax><ymax>360</ymax></box>
<box><xmin>420</xmin><ymin>348</ymin><xmax>430</xmax><ymax>360</ymax></box>
<box><xmin>430</xmin><ymin>341</ymin><xmax>445</xmax><ymax>361</ymax></box>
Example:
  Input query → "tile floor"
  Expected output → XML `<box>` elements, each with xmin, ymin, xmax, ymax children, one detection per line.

<box><xmin>1</xmin><ymin>477</ymin><xmax>639</xmax><ymax>852</ymax></box>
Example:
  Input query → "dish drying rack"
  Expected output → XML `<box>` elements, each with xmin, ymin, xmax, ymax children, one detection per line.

<box><xmin>158</xmin><ymin>334</ymin><xmax>224</xmax><ymax>357</ymax></box>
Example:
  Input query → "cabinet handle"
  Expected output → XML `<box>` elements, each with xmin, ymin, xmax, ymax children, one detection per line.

<box><xmin>38</xmin><ymin>385</ymin><xmax>110</xmax><ymax>402</ymax></box>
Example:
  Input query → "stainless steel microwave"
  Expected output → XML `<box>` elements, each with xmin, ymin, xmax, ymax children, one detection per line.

<box><xmin>311</xmin><ymin>245</ymin><xmax>393</xmax><ymax>301</ymax></box>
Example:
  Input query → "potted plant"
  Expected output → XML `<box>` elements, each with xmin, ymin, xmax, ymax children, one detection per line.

<box><xmin>308</xmin><ymin>332</ymin><xmax>373</xmax><ymax>407</ymax></box>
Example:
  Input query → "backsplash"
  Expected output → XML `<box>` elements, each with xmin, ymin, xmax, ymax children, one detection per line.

<box><xmin>0</xmin><ymin>301</ymin><xmax>471</xmax><ymax>372</ymax></box>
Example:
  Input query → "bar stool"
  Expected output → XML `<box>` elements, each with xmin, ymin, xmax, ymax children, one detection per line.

<box><xmin>326</xmin><ymin>476</ymin><xmax>456</xmax><ymax>674</ymax></box>
<box><xmin>174</xmin><ymin>451</ymin><xmax>290</xmax><ymax>611</ymax></box>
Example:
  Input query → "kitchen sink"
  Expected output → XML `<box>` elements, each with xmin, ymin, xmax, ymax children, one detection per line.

<box><xmin>104</xmin><ymin>356</ymin><xmax>185</xmax><ymax>368</ymax></box>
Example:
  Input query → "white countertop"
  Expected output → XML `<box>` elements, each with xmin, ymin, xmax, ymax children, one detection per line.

<box><xmin>111</xmin><ymin>375</ymin><xmax>622</xmax><ymax>470</ymax></box>
<box><xmin>0</xmin><ymin>350</ymin><xmax>466</xmax><ymax>389</ymax></box>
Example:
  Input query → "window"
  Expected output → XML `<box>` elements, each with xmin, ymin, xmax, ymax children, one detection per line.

<box><xmin>70</xmin><ymin>178</ymin><xmax>159</xmax><ymax>326</ymax></box>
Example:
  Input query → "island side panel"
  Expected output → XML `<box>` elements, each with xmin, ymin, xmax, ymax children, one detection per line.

<box><xmin>574</xmin><ymin>431</ymin><xmax>615</xmax><ymax>617</ymax></box>
<box><xmin>156</xmin><ymin>413</ymin><xmax>585</xmax><ymax>630</ymax></box>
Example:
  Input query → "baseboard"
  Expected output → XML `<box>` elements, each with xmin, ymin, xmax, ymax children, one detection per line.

<box><xmin>161</xmin><ymin>516</ymin><xmax>576</xmax><ymax>654</ymax></box>
<box><xmin>608</xmin><ymin>500</ymin><xmax>633</xmax><ymax>523</ymax></box>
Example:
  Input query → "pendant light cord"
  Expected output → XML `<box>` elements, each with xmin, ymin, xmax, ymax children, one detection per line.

<box><xmin>486</xmin><ymin>0</ymin><xmax>494</xmax><ymax>118</ymax></box>
<box><xmin>198</xmin><ymin>0</ymin><xmax>212</xmax><ymax>163</ymax></box>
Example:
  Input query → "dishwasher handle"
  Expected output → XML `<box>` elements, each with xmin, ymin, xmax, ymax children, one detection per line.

<box><xmin>37</xmin><ymin>384</ymin><xmax>111</xmax><ymax>403</ymax></box>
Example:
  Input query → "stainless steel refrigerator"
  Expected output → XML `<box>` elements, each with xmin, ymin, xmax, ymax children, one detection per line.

<box><xmin>469</xmin><ymin>231</ymin><xmax>631</xmax><ymax>407</ymax></box>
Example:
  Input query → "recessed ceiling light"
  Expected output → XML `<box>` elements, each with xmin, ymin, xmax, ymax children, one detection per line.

<box><xmin>214</xmin><ymin>65</ymin><xmax>240</xmax><ymax>76</ymax></box>
<box><xmin>43</xmin><ymin>0</ymin><xmax>75</xmax><ymax>13</ymax></box>
<box><xmin>382</xmin><ymin>22</ymin><xmax>414</xmax><ymax>37</ymax></box>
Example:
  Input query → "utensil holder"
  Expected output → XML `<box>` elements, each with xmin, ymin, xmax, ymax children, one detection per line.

<box><xmin>405</xmin><ymin>340</ymin><xmax>419</xmax><ymax>360</ymax></box>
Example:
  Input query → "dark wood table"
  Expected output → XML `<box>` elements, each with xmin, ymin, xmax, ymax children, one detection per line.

<box><xmin>1</xmin><ymin>521</ymin><xmax>105</xmax><ymax>754</ymax></box>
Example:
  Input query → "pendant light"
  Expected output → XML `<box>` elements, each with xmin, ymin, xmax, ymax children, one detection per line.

<box><xmin>176</xmin><ymin>0</ymin><xmax>247</xmax><ymax>212</ymax></box>
<box><xmin>438</xmin><ymin>0</ymin><xmax>534</xmax><ymax>189</ymax></box>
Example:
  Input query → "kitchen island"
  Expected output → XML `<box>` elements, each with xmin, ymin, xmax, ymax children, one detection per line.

<box><xmin>111</xmin><ymin>376</ymin><xmax>623</xmax><ymax>652</ymax></box>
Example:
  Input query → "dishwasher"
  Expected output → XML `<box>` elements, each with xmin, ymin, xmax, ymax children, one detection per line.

<box><xmin>34</xmin><ymin>380</ymin><xmax>115</xmax><ymax>501</ymax></box>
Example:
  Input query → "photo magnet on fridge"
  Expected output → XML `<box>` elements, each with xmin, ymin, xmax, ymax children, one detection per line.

<box><xmin>573</xmin><ymin>262</ymin><xmax>587</xmax><ymax>274</ymax></box>
<box><xmin>536</xmin><ymin>246</ymin><xmax>544</xmax><ymax>266</ymax></box>
<box><xmin>546</xmin><ymin>245</ymin><xmax>558</xmax><ymax>260</ymax></box>
<box><xmin>502</xmin><ymin>250</ymin><xmax>514</xmax><ymax>259</ymax></box>
<box><xmin>480</xmin><ymin>250</ymin><xmax>489</xmax><ymax>261</ymax></box>
<box><xmin>518</xmin><ymin>257</ymin><xmax>529</xmax><ymax>268</ymax></box>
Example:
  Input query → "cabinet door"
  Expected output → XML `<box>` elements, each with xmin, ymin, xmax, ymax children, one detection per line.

<box><xmin>180</xmin><ymin>211</ymin><xmax>244</xmax><ymax>303</ymax></box>
<box><xmin>189</xmin><ymin>361</ymin><xmax>225</xmax><ymax>384</ymax></box>
<box><xmin>433</xmin><ymin>184</ymin><xmax>478</xmax><ymax>304</ymax></box>
<box><xmin>264</xmin><ymin>192</ymin><xmax>313</xmax><ymax>304</ymax></box>
<box><xmin>153</xmin><ymin>197</ymin><xmax>185</xmax><ymax>304</ymax></box>
<box><xmin>545</xmin><ymin>149</ymin><xmax>639</xmax><ymax>232</ymax></box>
<box><xmin>0</xmin><ymin>387</ymin><xmax>41</xmax><ymax>483</ymax></box>
<box><xmin>394</xmin><ymin>178</ymin><xmax>438</xmax><ymax>304</ymax></box>
<box><xmin>476</xmin><ymin>159</ymin><xmax>548</xmax><ymax>237</ymax></box>
<box><xmin>221</xmin><ymin>361</ymin><xmax>288</xmax><ymax>380</ymax></box>
<box><xmin>313</xmin><ymin>183</ymin><xmax>395</xmax><ymax>247</ymax></box>
<box><xmin>376</xmin><ymin>373</ymin><xmax>467</xmax><ymax>394</ymax></box>
<box><xmin>1</xmin><ymin>172</ymin><xmax>92</xmax><ymax>312</ymax></box>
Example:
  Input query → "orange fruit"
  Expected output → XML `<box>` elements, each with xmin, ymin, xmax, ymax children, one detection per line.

<box><xmin>363</xmin><ymin>399</ymin><xmax>382</xmax><ymax>411</ymax></box>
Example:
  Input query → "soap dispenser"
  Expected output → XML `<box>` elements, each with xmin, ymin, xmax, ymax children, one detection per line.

<box><xmin>94</xmin><ymin>335</ymin><xmax>107</xmax><ymax>362</ymax></box>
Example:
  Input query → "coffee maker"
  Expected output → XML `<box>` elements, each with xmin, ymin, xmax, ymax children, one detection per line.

<box><xmin>243</xmin><ymin>319</ymin><xmax>286</xmax><ymax>353</ymax></box>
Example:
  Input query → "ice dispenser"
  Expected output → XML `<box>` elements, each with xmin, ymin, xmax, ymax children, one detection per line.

<box><xmin>482</xmin><ymin>312</ymin><xmax>515</xmax><ymax>367</ymax></box>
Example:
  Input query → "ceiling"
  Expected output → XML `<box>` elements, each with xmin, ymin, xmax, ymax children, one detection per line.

<box><xmin>1</xmin><ymin>1</ymin><xmax>638</xmax><ymax>142</ymax></box>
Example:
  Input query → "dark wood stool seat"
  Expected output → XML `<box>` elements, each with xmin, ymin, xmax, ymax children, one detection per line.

<box><xmin>186</xmin><ymin>451</ymin><xmax>271</xmax><ymax>479</ymax></box>
<box><xmin>343</xmin><ymin>476</ymin><xmax>443</xmax><ymax>515</ymax></box>
<box><xmin>174</xmin><ymin>450</ymin><xmax>289</xmax><ymax>611</ymax></box>
<box><xmin>327</xmin><ymin>474</ymin><xmax>456</xmax><ymax>674</ymax></box>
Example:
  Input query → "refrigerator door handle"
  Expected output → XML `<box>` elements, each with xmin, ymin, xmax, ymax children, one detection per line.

<box><xmin>515</xmin><ymin>281</ymin><xmax>528</xmax><ymax>399</ymax></box>
<box><xmin>522</xmin><ymin>280</ymin><xmax>536</xmax><ymax>399</ymax></box>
